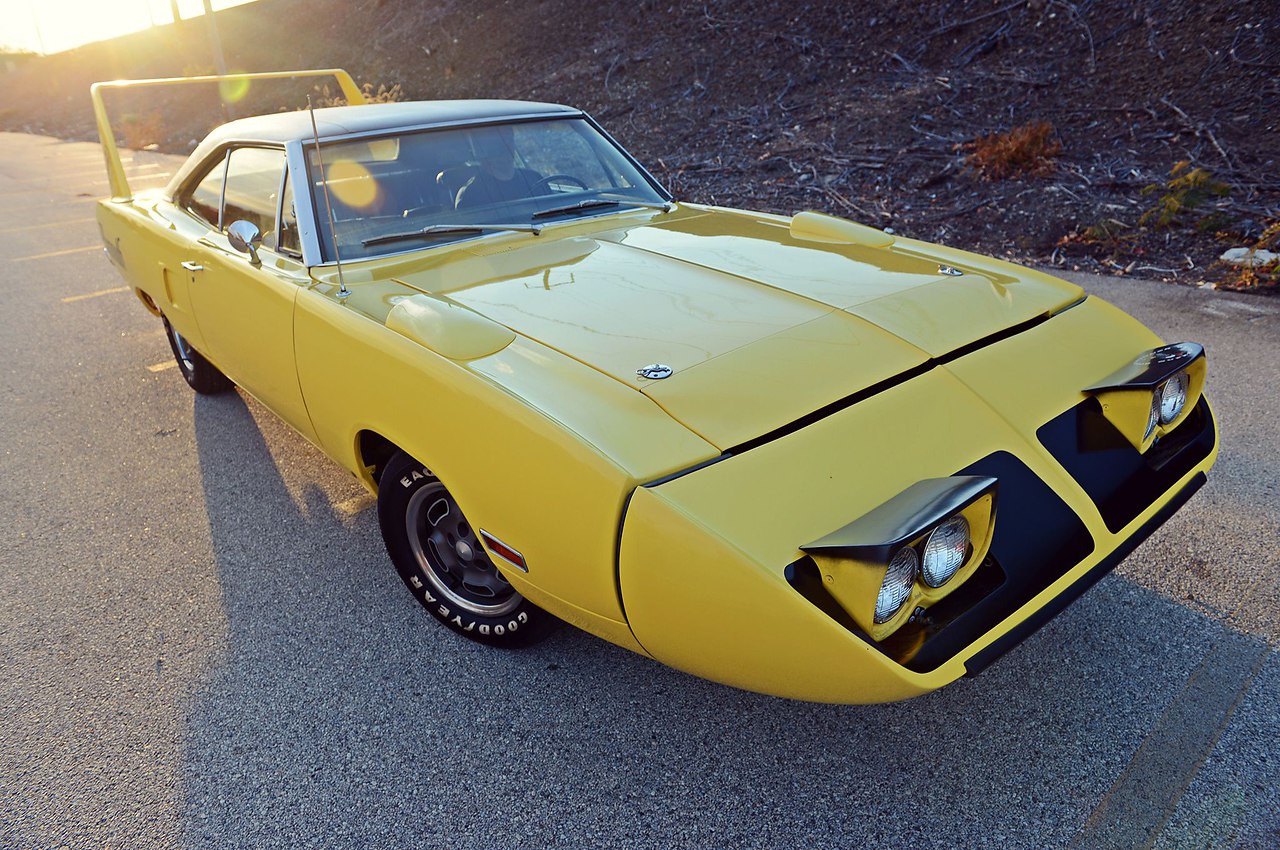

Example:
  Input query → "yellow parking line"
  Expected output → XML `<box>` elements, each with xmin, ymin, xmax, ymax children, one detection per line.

<box><xmin>13</xmin><ymin>245</ymin><xmax>100</xmax><ymax>261</ymax></box>
<box><xmin>0</xmin><ymin>217</ymin><xmax>95</xmax><ymax>234</ymax></box>
<box><xmin>147</xmin><ymin>361</ymin><xmax>178</xmax><ymax>373</ymax></box>
<box><xmin>61</xmin><ymin>285</ymin><xmax>129</xmax><ymax>304</ymax></box>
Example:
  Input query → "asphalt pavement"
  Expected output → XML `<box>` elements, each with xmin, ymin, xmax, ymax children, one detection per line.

<box><xmin>1</xmin><ymin>131</ymin><xmax>1276</xmax><ymax>850</ymax></box>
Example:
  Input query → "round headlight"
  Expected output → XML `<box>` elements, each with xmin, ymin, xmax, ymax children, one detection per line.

<box><xmin>875</xmin><ymin>547</ymin><xmax>918</xmax><ymax>624</ymax></box>
<box><xmin>1145</xmin><ymin>387</ymin><xmax>1161</xmax><ymax>439</ymax></box>
<box><xmin>1159</xmin><ymin>371</ymin><xmax>1189</xmax><ymax>425</ymax></box>
<box><xmin>921</xmin><ymin>515</ymin><xmax>970</xmax><ymax>587</ymax></box>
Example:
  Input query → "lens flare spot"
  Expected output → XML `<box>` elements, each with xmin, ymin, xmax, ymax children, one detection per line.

<box><xmin>218</xmin><ymin>76</ymin><xmax>251</xmax><ymax>104</ymax></box>
<box><xmin>366</xmin><ymin>138</ymin><xmax>400</xmax><ymax>161</ymax></box>
<box><xmin>327</xmin><ymin>159</ymin><xmax>381</xmax><ymax>210</ymax></box>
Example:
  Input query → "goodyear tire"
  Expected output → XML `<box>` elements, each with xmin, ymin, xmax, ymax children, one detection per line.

<box><xmin>162</xmin><ymin>317</ymin><xmax>233</xmax><ymax>395</ymax></box>
<box><xmin>377</xmin><ymin>452</ymin><xmax>552</xmax><ymax>646</ymax></box>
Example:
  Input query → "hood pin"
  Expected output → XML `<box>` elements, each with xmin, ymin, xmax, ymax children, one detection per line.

<box><xmin>637</xmin><ymin>364</ymin><xmax>674</xmax><ymax>380</ymax></box>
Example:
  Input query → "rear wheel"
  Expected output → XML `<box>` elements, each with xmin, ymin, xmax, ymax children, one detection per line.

<box><xmin>162</xmin><ymin>317</ymin><xmax>232</xmax><ymax>394</ymax></box>
<box><xmin>377</xmin><ymin>452</ymin><xmax>552</xmax><ymax>646</ymax></box>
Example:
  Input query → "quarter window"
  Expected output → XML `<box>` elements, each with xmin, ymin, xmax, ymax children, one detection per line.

<box><xmin>185</xmin><ymin>153</ymin><xmax>227</xmax><ymax>228</ymax></box>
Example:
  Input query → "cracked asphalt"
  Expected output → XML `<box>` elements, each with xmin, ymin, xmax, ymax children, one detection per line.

<box><xmin>1</xmin><ymin>132</ymin><xmax>1276</xmax><ymax>849</ymax></box>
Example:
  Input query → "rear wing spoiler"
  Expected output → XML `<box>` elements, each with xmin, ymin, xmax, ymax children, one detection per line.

<box><xmin>89</xmin><ymin>69</ymin><xmax>367</xmax><ymax>202</ymax></box>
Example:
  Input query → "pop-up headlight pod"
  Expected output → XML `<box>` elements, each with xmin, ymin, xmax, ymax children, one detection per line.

<box><xmin>801</xmin><ymin>476</ymin><xmax>998</xmax><ymax>641</ymax></box>
<box><xmin>1084</xmin><ymin>342</ymin><xmax>1206</xmax><ymax>453</ymax></box>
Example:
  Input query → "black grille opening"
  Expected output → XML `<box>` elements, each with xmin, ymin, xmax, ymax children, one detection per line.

<box><xmin>1038</xmin><ymin>396</ymin><xmax>1215</xmax><ymax>533</ymax></box>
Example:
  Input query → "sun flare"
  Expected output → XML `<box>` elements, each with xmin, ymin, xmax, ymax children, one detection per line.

<box><xmin>0</xmin><ymin>0</ymin><xmax>258</xmax><ymax>55</ymax></box>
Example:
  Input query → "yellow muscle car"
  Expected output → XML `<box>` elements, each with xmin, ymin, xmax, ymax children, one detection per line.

<box><xmin>91</xmin><ymin>70</ymin><xmax>1218</xmax><ymax>703</ymax></box>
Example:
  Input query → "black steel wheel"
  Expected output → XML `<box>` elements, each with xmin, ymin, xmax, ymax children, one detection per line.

<box><xmin>377</xmin><ymin>451</ymin><xmax>552</xmax><ymax>646</ymax></box>
<box><xmin>162</xmin><ymin>317</ymin><xmax>232</xmax><ymax>395</ymax></box>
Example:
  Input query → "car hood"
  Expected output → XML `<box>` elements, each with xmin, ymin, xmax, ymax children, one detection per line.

<box><xmin>393</xmin><ymin>206</ymin><xmax>1083</xmax><ymax>450</ymax></box>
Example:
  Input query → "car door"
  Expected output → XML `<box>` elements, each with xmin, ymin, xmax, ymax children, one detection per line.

<box><xmin>144</xmin><ymin>150</ymin><xmax>229</xmax><ymax>355</ymax></box>
<box><xmin>185</xmin><ymin>146</ymin><xmax>317</xmax><ymax>441</ymax></box>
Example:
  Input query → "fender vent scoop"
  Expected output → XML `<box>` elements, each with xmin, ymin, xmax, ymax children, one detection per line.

<box><xmin>790</xmin><ymin>210</ymin><xmax>895</xmax><ymax>248</ymax></box>
<box><xmin>385</xmin><ymin>293</ymin><xmax>515</xmax><ymax>361</ymax></box>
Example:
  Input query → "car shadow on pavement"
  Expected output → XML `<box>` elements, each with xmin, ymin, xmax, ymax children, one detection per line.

<box><xmin>181</xmin><ymin>392</ymin><xmax>1277</xmax><ymax>850</ymax></box>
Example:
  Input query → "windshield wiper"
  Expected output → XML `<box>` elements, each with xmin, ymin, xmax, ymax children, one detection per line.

<box><xmin>362</xmin><ymin>222</ymin><xmax>541</xmax><ymax>247</ymax></box>
<box><xmin>532</xmin><ymin>197</ymin><xmax>673</xmax><ymax>221</ymax></box>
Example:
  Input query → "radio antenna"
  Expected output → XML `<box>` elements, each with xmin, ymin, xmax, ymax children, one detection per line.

<box><xmin>307</xmin><ymin>94</ymin><xmax>350</xmax><ymax>299</ymax></box>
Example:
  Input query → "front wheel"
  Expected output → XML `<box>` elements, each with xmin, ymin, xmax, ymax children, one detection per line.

<box><xmin>377</xmin><ymin>452</ymin><xmax>552</xmax><ymax>646</ymax></box>
<box><xmin>162</xmin><ymin>317</ymin><xmax>232</xmax><ymax>395</ymax></box>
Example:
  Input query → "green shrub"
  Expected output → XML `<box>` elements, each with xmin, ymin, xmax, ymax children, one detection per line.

<box><xmin>1139</xmin><ymin>161</ymin><xmax>1230</xmax><ymax>229</ymax></box>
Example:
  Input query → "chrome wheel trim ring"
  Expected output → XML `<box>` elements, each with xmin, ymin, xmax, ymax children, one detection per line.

<box><xmin>170</xmin><ymin>326</ymin><xmax>196</xmax><ymax>375</ymax></box>
<box><xmin>404</xmin><ymin>483</ymin><xmax>520</xmax><ymax>617</ymax></box>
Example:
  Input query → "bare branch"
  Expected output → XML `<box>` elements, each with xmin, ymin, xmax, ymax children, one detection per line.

<box><xmin>918</xmin><ymin>0</ymin><xmax>1028</xmax><ymax>43</ymax></box>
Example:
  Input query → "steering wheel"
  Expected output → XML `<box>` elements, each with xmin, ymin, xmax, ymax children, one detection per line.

<box><xmin>531</xmin><ymin>174</ymin><xmax>590</xmax><ymax>194</ymax></box>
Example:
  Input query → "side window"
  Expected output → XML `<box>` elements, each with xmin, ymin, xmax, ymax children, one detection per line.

<box><xmin>223</xmin><ymin>147</ymin><xmax>285</xmax><ymax>248</ymax></box>
<box><xmin>184</xmin><ymin>153</ymin><xmax>228</xmax><ymax>228</ymax></box>
<box><xmin>278</xmin><ymin>170</ymin><xmax>301</xmax><ymax>257</ymax></box>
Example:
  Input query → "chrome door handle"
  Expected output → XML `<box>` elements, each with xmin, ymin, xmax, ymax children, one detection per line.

<box><xmin>181</xmin><ymin>261</ymin><xmax>203</xmax><ymax>272</ymax></box>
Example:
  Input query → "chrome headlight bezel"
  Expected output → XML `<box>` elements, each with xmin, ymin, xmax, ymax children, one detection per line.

<box><xmin>921</xmin><ymin>515</ymin><xmax>971</xmax><ymax>588</ymax></box>
<box><xmin>875</xmin><ymin>546</ymin><xmax>919</xmax><ymax>624</ymax></box>
<box><xmin>1158</xmin><ymin>371</ymin><xmax>1190</xmax><ymax>425</ymax></box>
<box><xmin>1145</xmin><ymin>387</ymin><xmax>1162</xmax><ymax>439</ymax></box>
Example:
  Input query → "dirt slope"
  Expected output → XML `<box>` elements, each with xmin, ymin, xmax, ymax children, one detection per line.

<box><xmin>3</xmin><ymin>0</ymin><xmax>1276</xmax><ymax>286</ymax></box>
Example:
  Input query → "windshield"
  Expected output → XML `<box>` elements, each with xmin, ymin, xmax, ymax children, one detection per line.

<box><xmin>305</xmin><ymin>117</ymin><xmax>668</xmax><ymax>261</ymax></box>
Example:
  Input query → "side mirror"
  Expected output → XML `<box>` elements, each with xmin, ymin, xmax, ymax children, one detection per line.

<box><xmin>227</xmin><ymin>219</ymin><xmax>263</xmax><ymax>265</ymax></box>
